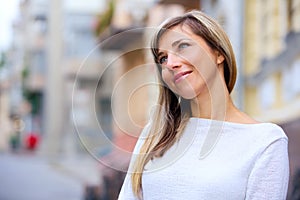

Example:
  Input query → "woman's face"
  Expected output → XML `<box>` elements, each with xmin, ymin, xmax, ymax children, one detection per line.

<box><xmin>157</xmin><ymin>25</ymin><xmax>224</xmax><ymax>99</ymax></box>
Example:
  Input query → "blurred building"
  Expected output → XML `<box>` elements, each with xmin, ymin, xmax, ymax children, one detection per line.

<box><xmin>243</xmin><ymin>0</ymin><xmax>300</xmax><ymax>197</ymax></box>
<box><xmin>0</xmin><ymin>52</ymin><xmax>12</xmax><ymax>151</ymax></box>
<box><xmin>201</xmin><ymin>0</ymin><xmax>245</xmax><ymax>108</ymax></box>
<box><xmin>47</xmin><ymin>0</ymin><xmax>108</xmax><ymax>158</ymax></box>
<box><xmin>3</xmin><ymin>0</ymin><xmax>112</xmax><ymax>163</ymax></box>
<box><xmin>0</xmin><ymin>0</ymin><xmax>48</xmax><ymax>151</ymax></box>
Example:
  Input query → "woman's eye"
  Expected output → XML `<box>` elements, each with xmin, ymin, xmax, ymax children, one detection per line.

<box><xmin>178</xmin><ymin>43</ymin><xmax>189</xmax><ymax>49</ymax></box>
<box><xmin>159</xmin><ymin>56</ymin><xmax>168</xmax><ymax>64</ymax></box>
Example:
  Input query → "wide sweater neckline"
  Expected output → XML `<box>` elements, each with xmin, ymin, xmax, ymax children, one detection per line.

<box><xmin>188</xmin><ymin>117</ymin><xmax>272</xmax><ymax>129</ymax></box>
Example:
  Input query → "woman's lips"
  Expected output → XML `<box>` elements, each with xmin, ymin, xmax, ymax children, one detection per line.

<box><xmin>174</xmin><ymin>71</ymin><xmax>193</xmax><ymax>83</ymax></box>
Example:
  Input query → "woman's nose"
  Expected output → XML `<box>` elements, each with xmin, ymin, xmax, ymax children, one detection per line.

<box><xmin>165</xmin><ymin>53</ymin><xmax>181</xmax><ymax>70</ymax></box>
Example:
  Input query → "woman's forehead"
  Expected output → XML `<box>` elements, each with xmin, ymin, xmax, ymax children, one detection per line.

<box><xmin>159</xmin><ymin>25</ymin><xmax>194</xmax><ymax>43</ymax></box>
<box><xmin>158</xmin><ymin>25</ymin><xmax>193</xmax><ymax>48</ymax></box>
<box><xmin>157</xmin><ymin>25</ymin><xmax>206</xmax><ymax>51</ymax></box>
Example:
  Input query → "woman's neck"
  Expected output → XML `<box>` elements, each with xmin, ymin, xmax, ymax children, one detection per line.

<box><xmin>190</xmin><ymin>88</ymin><xmax>258</xmax><ymax>124</ymax></box>
<box><xmin>190</xmin><ymin>80</ymin><xmax>235</xmax><ymax>121</ymax></box>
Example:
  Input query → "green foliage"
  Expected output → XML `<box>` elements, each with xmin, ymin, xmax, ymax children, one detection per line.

<box><xmin>21</xmin><ymin>66</ymin><xmax>29</xmax><ymax>80</ymax></box>
<box><xmin>0</xmin><ymin>52</ymin><xmax>6</xmax><ymax>69</ymax></box>
<box><xmin>21</xmin><ymin>66</ymin><xmax>41</xmax><ymax>115</ymax></box>
<box><xmin>94</xmin><ymin>0</ymin><xmax>115</xmax><ymax>36</ymax></box>
<box><xmin>23</xmin><ymin>91</ymin><xmax>42</xmax><ymax>115</ymax></box>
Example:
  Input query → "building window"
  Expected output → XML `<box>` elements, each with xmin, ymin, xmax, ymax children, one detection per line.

<box><xmin>64</xmin><ymin>14</ymin><xmax>98</xmax><ymax>58</ymax></box>
<box><xmin>287</xmin><ymin>0</ymin><xmax>293</xmax><ymax>30</ymax></box>
<box><xmin>291</xmin><ymin>59</ymin><xmax>300</xmax><ymax>96</ymax></box>
<box><xmin>32</xmin><ymin>50</ymin><xmax>46</xmax><ymax>74</ymax></box>
<box><xmin>282</xmin><ymin>59</ymin><xmax>300</xmax><ymax>102</ymax></box>
<box><xmin>259</xmin><ymin>77</ymin><xmax>276</xmax><ymax>110</ymax></box>
<box><xmin>292</xmin><ymin>60</ymin><xmax>300</xmax><ymax>94</ymax></box>
<box><xmin>282</xmin><ymin>66</ymin><xmax>293</xmax><ymax>101</ymax></box>
<box><xmin>292</xmin><ymin>0</ymin><xmax>300</xmax><ymax>30</ymax></box>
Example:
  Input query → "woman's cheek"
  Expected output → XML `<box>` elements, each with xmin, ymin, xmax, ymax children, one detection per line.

<box><xmin>162</xmin><ymin>70</ymin><xmax>170</xmax><ymax>85</ymax></box>
<box><xmin>161</xmin><ymin>71</ymin><xmax>175</xmax><ymax>92</ymax></box>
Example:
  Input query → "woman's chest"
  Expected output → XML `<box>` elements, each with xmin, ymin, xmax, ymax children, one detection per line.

<box><xmin>141</xmin><ymin>138</ymin><xmax>255</xmax><ymax>200</ymax></box>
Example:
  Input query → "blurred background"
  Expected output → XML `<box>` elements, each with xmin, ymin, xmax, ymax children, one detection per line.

<box><xmin>0</xmin><ymin>0</ymin><xmax>300</xmax><ymax>199</ymax></box>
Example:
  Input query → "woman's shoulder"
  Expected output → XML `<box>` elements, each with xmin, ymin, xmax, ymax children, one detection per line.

<box><xmin>254</xmin><ymin>122</ymin><xmax>288</xmax><ymax>140</ymax></box>
<box><xmin>225</xmin><ymin>121</ymin><xmax>288</xmax><ymax>148</ymax></box>
<box><xmin>226</xmin><ymin>110</ymin><xmax>287</xmax><ymax>140</ymax></box>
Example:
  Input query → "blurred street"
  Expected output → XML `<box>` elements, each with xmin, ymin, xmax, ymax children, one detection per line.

<box><xmin>1</xmin><ymin>0</ymin><xmax>300</xmax><ymax>199</ymax></box>
<box><xmin>0</xmin><ymin>151</ymin><xmax>97</xmax><ymax>200</ymax></box>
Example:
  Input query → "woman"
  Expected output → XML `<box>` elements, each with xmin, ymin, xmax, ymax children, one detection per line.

<box><xmin>118</xmin><ymin>10</ymin><xmax>289</xmax><ymax>200</ymax></box>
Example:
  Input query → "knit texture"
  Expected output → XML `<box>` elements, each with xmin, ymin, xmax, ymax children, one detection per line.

<box><xmin>118</xmin><ymin>118</ymin><xmax>289</xmax><ymax>200</ymax></box>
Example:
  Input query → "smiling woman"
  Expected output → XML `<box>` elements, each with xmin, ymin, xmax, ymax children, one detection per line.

<box><xmin>118</xmin><ymin>10</ymin><xmax>289</xmax><ymax>200</ymax></box>
<box><xmin>157</xmin><ymin>25</ymin><xmax>225</xmax><ymax>100</ymax></box>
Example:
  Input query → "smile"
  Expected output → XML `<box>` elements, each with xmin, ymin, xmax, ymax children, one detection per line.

<box><xmin>174</xmin><ymin>71</ymin><xmax>193</xmax><ymax>83</ymax></box>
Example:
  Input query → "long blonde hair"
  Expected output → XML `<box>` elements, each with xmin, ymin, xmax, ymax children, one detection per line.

<box><xmin>131</xmin><ymin>10</ymin><xmax>237</xmax><ymax>198</ymax></box>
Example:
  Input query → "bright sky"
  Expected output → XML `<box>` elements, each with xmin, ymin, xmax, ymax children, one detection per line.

<box><xmin>0</xmin><ymin>0</ymin><xmax>19</xmax><ymax>51</ymax></box>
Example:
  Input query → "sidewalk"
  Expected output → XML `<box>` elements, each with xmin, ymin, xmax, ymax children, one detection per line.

<box><xmin>0</xmin><ymin>151</ymin><xmax>101</xmax><ymax>200</ymax></box>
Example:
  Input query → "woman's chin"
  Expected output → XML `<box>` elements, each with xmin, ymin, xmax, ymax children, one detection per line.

<box><xmin>178</xmin><ymin>91</ymin><xmax>198</xmax><ymax>100</ymax></box>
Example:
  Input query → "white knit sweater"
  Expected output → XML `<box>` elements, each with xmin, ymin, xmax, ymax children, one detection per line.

<box><xmin>118</xmin><ymin>118</ymin><xmax>289</xmax><ymax>200</ymax></box>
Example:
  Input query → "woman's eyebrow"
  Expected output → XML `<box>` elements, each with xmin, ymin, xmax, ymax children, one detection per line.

<box><xmin>157</xmin><ymin>38</ymin><xmax>193</xmax><ymax>56</ymax></box>
<box><xmin>171</xmin><ymin>38</ymin><xmax>192</xmax><ymax>47</ymax></box>
<box><xmin>157</xmin><ymin>51</ymin><xmax>164</xmax><ymax>58</ymax></box>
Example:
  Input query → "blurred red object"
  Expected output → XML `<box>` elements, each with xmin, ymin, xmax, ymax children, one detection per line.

<box><xmin>25</xmin><ymin>133</ymin><xmax>39</xmax><ymax>150</ymax></box>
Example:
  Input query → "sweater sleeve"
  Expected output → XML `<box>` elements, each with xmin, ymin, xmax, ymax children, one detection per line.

<box><xmin>118</xmin><ymin>173</ymin><xmax>138</xmax><ymax>200</ymax></box>
<box><xmin>118</xmin><ymin>124</ymin><xmax>150</xmax><ymax>200</ymax></box>
<box><xmin>245</xmin><ymin>138</ymin><xmax>289</xmax><ymax>200</ymax></box>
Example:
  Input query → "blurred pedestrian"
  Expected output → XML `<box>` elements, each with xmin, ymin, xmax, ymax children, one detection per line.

<box><xmin>24</xmin><ymin>132</ymin><xmax>39</xmax><ymax>150</ymax></box>
<box><xmin>118</xmin><ymin>10</ymin><xmax>289</xmax><ymax>200</ymax></box>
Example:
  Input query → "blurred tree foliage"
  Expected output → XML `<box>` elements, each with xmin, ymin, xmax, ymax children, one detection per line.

<box><xmin>21</xmin><ymin>66</ymin><xmax>41</xmax><ymax>115</ymax></box>
<box><xmin>94</xmin><ymin>0</ymin><xmax>115</xmax><ymax>36</ymax></box>
<box><xmin>0</xmin><ymin>52</ymin><xmax>6</xmax><ymax>69</ymax></box>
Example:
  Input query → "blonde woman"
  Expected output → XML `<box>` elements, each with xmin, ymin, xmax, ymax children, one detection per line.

<box><xmin>118</xmin><ymin>10</ymin><xmax>289</xmax><ymax>200</ymax></box>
